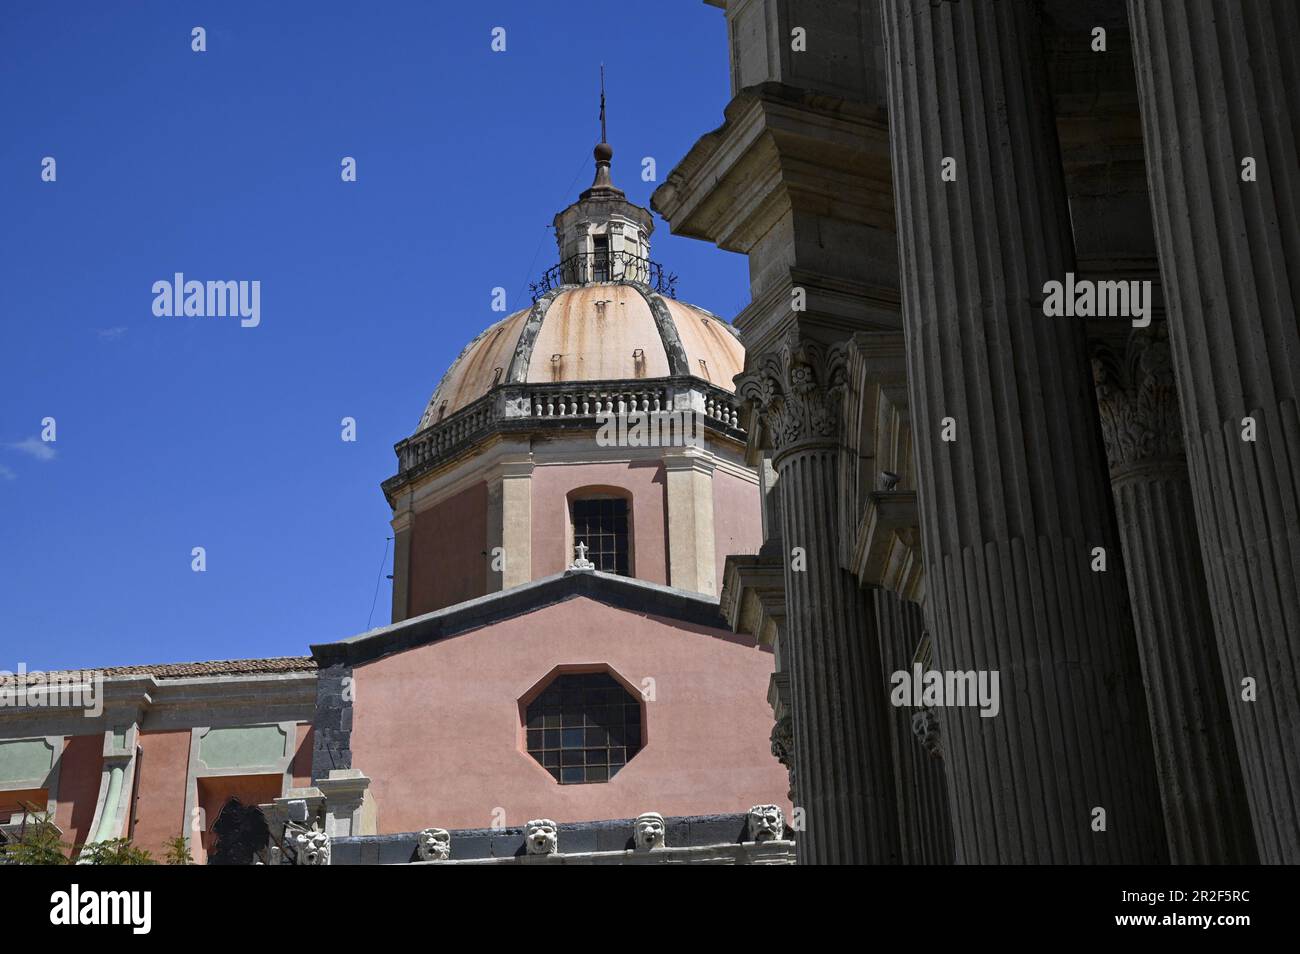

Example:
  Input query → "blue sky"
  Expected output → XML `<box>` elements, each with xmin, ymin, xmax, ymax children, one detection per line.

<box><xmin>0</xmin><ymin>1</ymin><xmax>747</xmax><ymax>670</ymax></box>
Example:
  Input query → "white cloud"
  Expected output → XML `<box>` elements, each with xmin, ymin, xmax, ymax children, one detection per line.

<box><xmin>97</xmin><ymin>326</ymin><xmax>127</xmax><ymax>341</ymax></box>
<box><xmin>0</xmin><ymin>463</ymin><xmax>15</xmax><ymax>481</ymax></box>
<box><xmin>8</xmin><ymin>437</ymin><xmax>56</xmax><ymax>461</ymax></box>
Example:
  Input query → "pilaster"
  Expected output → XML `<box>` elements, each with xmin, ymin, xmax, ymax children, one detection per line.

<box><xmin>390</xmin><ymin>501</ymin><xmax>413</xmax><ymax>623</ymax></box>
<box><xmin>663</xmin><ymin>450</ymin><xmax>718</xmax><ymax>595</ymax></box>
<box><xmin>498</xmin><ymin>457</ymin><xmax>534</xmax><ymax>590</ymax></box>
<box><xmin>86</xmin><ymin>722</ymin><xmax>139</xmax><ymax>846</ymax></box>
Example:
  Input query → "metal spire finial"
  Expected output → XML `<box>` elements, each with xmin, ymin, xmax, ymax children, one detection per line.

<box><xmin>599</xmin><ymin>63</ymin><xmax>607</xmax><ymax>144</ymax></box>
<box><xmin>588</xmin><ymin>64</ymin><xmax>617</xmax><ymax>192</ymax></box>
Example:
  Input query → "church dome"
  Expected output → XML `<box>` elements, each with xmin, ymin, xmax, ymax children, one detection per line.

<box><xmin>415</xmin><ymin>109</ymin><xmax>746</xmax><ymax>432</ymax></box>
<box><xmin>383</xmin><ymin>102</ymin><xmax>758</xmax><ymax>616</ymax></box>
<box><xmin>418</xmin><ymin>285</ymin><xmax>745</xmax><ymax>430</ymax></box>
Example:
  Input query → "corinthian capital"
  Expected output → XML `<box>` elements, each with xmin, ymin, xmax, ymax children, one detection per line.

<box><xmin>736</xmin><ymin>333</ymin><xmax>849</xmax><ymax>459</ymax></box>
<box><xmin>1091</xmin><ymin>327</ymin><xmax>1185</xmax><ymax>476</ymax></box>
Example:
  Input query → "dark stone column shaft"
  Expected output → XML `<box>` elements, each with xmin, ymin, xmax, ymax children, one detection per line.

<box><xmin>779</xmin><ymin>446</ymin><xmax>901</xmax><ymax>864</ymax></box>
<box><xmin>742</xmin><ymin>336</ymin><xmax>901</xmax><ymax>864</ymax></box>
<box><xmin>1128</xmin><ymin>0</ymin><xmax>1300</xmax><ymax>864</ymax></box>
<box><xmin>881</xmin><ymin>0</ymin><xmax>1167</xmax><ymax>862</ymax></box>
<box><xmin>1094</xmin><ymin>331</ymin><xmax>1257</xmax><ymax>863</ymax></box>
<box><xmin>874</xmin><ymin>590</ymin><xmax>954</xmax><ymax>864</ymax></box>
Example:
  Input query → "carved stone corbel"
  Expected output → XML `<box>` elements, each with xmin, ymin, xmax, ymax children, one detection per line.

<box><xmin>910</xmin><ymin>708</ymin><xmax>943</xmax><ymax>761</ymax></box>
<box><xmin>417</xmin><ymin>827</ymin><xmax>451</xmax><ymax>861</ymax></box>
<box><xmin>769</xmin><ymin>714</ymin><xmax>795</xmax><ymax>803</ymax></box>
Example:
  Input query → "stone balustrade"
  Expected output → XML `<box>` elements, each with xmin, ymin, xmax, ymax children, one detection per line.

<box><xmin>530</xmin><ymin>385</ymin><xmax>669</xmax><ymax>418</ymax></box>
<box><xmin>389</xmin><ymin>378</ymin><xmax>745</xmax><ymax>482</ymax></box>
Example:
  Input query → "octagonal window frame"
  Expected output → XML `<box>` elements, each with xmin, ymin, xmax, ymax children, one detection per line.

<box><xmin>517</xmin><ymin>664</ymin><xmax>647</xmax><ymax>785</ymax></box>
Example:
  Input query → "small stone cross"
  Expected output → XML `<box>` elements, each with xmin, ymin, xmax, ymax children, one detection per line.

<box><xmin>570</xmin><ymin>540</ymin><xmax>595</xmax><ymax>570</ymax></box>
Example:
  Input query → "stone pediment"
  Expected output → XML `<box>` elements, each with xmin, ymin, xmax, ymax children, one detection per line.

<box><xmin>310</xmin><ymin>569</ymin><xmax>733</xmax><ymax>669</ymax></box>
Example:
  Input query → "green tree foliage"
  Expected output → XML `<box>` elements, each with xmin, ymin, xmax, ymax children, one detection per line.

<box><xmin>163</xmin><ymin>834</ymin><xmax>194</xmax><ymax>865</ymax></box>
<box><xmin>77</xmin><ymin>837</ymin><xmax>155</xmax><ymax>865</ymax></box>
<box><xmin>0</xmin><ymin>805</ymin><xmax>70</xmax><ymax>865</ymax></box>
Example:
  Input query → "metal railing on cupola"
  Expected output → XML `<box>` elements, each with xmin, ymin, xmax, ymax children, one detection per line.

<box><xmin>530</xmin><ymin>250</ymin><xmax>678</xmax><ymax>300</ymax></box>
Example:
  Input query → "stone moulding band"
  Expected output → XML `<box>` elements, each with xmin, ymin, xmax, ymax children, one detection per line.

<box><xmin>385</xmin><ymin>376</ymin><xmax>746</xmax><ymax>493</ymax></box>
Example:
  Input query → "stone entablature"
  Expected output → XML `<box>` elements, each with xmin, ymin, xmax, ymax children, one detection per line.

<box><xmin>328</xmin><ymin>811</ymin><xmax>793</xmax><ymax>865</ymax></box>
<box><xmin>415</xmin><ymin>842</ymin><xmax>794</xmax><ymax>865</ymax></box>
<box><xmin>384</xmin><ymin>376</ymin><xmax>744</xmax><ymax>501</ymax></box>
<box><xmin>0</xmin><ymin>670</ymin><xmax>316</xmax><ymax>740</ymax></box>
<box><xmin>650</xmin><ymin>82</ymin><xmax>899</xmax><ymax>360</ymax></box>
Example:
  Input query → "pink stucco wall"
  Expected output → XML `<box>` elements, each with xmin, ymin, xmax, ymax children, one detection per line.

<box><xmin>54</xmin><ymin>735</ymin><xmax>102</xmax><ymax>848</ymax></box>
<box><xmin>530</xmin><ymin>462</ymin><xmax>668</xmax><ymax>583</ymax></box>
<box><xmin>350</xmin><ymin>596</ymin><xmax>790</xmax><ymax>832</ymax></box>
<box><xmin>131</xmin><ymin>729</ymin><xmax>192</xmax><ymax>857</ymax></box>
<box><xmin>409</xmin><ymin>481</ymin><xmax>489</xmax><ymax>615</ymax></box>
<box><xmin>292</xmin><ymin>724</ymin><xmax>314</xmax><ymax>787</ymax></box>
<box><xmin>712</xmin><ymin>468</ymin><xmax>763</xmax><ymax>584</ymax></box>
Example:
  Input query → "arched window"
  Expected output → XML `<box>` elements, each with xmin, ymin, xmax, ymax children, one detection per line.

<box><xmin>571</xmin><ymin>496</ymin><xmax>630</xmax><ymax>576</ymax></box>
<box><xmin>524</xmin><ymin>672</ymin><xmax>643</xmax><ymax>784</ymax></box>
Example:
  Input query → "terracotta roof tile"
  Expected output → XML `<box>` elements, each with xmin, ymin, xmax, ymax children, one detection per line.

<box><xmin>13</xmin><ymin>657</ymin><xmax>316</xmax><ymax>681</ymax></box>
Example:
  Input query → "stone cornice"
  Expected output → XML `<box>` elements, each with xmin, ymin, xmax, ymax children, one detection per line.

<box><xmin>384</xmin><ymin>377</ymin><xmax>748</xmax><ymax>506</ymax></box>
<box><xmin>0</xmin><ymin>672</ymin><xmax>316</xmax><ymax>738</ymax></box>
<box><xmin>660</xmin><ymin>448</ymin><xmax>718</xmax><ymax>476</ymax></box>
<box><xmin>312</xmin><ymin>569</ymin><xmax>747</xmax><ymax>669</ymax></box>
<box><xmin>651</xmin><ymin>82</ymin><xmax>892</xmax><ymax>253</ymax></box>
<box><xmin>733</xmin><ymin>268</ymin><xmax>903</xmax><ymax>360</ymax></box>
<box><xmin>497</xmin><ymin>457</ymin><xmax>535</xmax><ymax>480</ymax></box>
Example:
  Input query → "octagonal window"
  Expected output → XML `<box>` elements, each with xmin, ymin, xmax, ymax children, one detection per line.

<box><xmin>524</xmin><ymin>671</ymin><xmax>643</xmax><ymax>783</ymax></box>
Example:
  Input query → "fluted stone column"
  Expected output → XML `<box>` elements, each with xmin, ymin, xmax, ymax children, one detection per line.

<box><xmin>1128</xmin><ymin>0</ymin><xmax>1300</xmax><ymax>865</ymax></box>
<box><xmin>874</xmin><ymin>591</ymin><xmax>954</xmax><ymax>864</ymax></box>
<box><xmin>881</xmin><ymin>0</ymin><xmax>1167</xmax><ymax>862</ymax></box>
<box><xmin>739</xmin><ymin>335</ymin><xmax>901</xmax><ymax>864</ymax></box>
<box><xmin>1093</xmin><ymin>328</ymin><xmax>1257</xmax><ymax>863</ymax></box>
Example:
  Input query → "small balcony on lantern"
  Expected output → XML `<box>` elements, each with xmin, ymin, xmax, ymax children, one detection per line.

<box><xmin>532</xmin><ymin>247</ymin><xmax>677</xmax><ymax>299</ymax></box>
